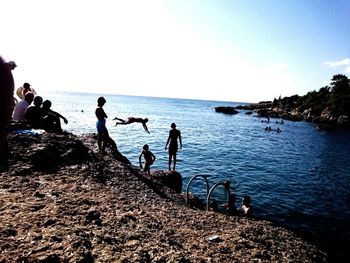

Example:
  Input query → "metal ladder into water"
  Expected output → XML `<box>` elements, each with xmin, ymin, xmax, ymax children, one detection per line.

<box><xmin>185</xmin><ymin>174</ymin><xmax>233</xmax><ymax>211</ymax></box>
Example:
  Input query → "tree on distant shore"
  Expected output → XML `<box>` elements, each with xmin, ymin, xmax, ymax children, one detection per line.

<box><xmin>274</xmin><ymin>74</ymin><xmax>350</xmax><ymax>118</ymax></box>
<box><xmin>328</xmin><ymin>74</ymin><xmax>350</xmax><ymax>116</ymax></box>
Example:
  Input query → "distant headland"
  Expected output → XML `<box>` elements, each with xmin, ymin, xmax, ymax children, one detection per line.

<box><xmin>217</xmin><ymin>74</ymin><xmax>350</xmax><ymax>128</ymax></box>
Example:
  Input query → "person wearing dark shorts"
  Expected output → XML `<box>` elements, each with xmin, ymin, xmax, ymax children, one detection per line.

<box><xmin>165</xmin><ymin>122</ymin><xmax>182</xmax><ymax>171</ymax></box>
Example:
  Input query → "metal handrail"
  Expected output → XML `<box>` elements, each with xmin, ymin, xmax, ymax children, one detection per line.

<box><xmin>185</xmin><ymin>174</ymin><xmax>209</xmax><ymax>205</ymax></box>
<box><xmin>206</xmin><ymin>180</ymin><xmax>231</xmax><ymax>211</ymax></box>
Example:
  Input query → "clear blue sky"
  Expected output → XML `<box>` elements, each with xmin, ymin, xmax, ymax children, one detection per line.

<box><xmin>2</xmin><ymin>0</ymin><xmax>349</xmax><ymax>102</ymax></box>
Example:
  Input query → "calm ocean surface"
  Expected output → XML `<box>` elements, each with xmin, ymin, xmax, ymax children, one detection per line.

<box><xmin>41</xmin><ymin>90</ymin><xmax>350</xmax><ymax>260</ymax></box>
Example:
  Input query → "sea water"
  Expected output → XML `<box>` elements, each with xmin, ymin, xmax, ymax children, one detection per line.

<box><xmin>39</xmin><ymin>90</ymin><xmax>350</xmax><ymax>260</ymax></box>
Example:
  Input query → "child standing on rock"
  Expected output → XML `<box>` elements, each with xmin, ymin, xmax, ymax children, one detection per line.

<box><xmin>139</xmin><ymin>144</ymin><xmax>156</xmax><ymax>174</ymax></box>
<box><xmin>95</xmin><ymin>97</ymin><xmax>117</xmax><ymax>154</ymax></box>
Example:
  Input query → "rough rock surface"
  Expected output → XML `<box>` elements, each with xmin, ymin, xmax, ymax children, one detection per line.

<box><xmin>0</xmin><ymin>132</ymin><xmax>328</xmax><ymax>262</ymax></box>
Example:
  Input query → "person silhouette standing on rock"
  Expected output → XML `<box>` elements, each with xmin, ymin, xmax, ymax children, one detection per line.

<box><xmin>165</xmin><ymin>122</ymin><xmax>182</xmax><ymax>171</ymax></box>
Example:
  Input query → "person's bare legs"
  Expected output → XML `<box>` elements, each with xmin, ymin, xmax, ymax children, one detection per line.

<box><xmin>114</xmin><ymin>117</ymin><xmax>136</xmax><ymax>125</ymax></box>
<box><xmin>168</xmin><ymin>153</ymin><xmax>172</xmax><ymax>171</ymax></box>
<box><xmin>98</xmin><ymin>136</ymin><xmax>102</xmax><ymax>152</ymax></box>
<box><xmin>113</xmin><ymin>117</ymin><xmax>125</xmax><ymax>126</ymax></box>
<box><xmin>113</xmin><ymin>117</ymin><xmax>124</xmax><ymax>122</ymax></box>
<box><xmin>173</xmin><ymin>153</ymin><xmax>177</xmax><ymax>171</ymax></box>
<box><xmin>98</xmin><ymin>132</ymin><xmax>106</xmax><ymax>153</ymax></box>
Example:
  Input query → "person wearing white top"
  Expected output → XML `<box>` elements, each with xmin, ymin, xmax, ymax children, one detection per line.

<box><xmin>12</xmin><ymin>92</ymin><xmax>34</xmax><ymax>121</ymax></box>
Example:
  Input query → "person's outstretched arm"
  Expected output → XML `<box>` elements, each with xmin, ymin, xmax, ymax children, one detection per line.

<box><xmin>179</xmin><ymin>132</ymin><xmax>182</xmax><ymax>149</ymax></box>
<box><xmin>138</xmin><ymin>152</ymin><xmax>143</xmax><ymax>169</ymax></box>
<box><xmin>143</xmin><ymin>123</ymin><xmax>150</xmax><ymax>134</ymax></box>
<box><xmin>62</xmin><ymin>116</ymin><xmax>68</xmax><ymax>124</ymax></box>
<box><xmin>165</xmin><ymin>134</ymin><xmax>170</xmax><ymax>149</ymax></box>
<box><xmin>57</xmin><ymin>112</ymin><xmax>68</xmax><ymax>124</ymax></box>
<box><xmin>48</xmin><ymin>109</ymin><xmax>68</xmax><ymax>124</ymax></box>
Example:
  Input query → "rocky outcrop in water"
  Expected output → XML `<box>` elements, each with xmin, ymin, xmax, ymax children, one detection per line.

<box><xmin>0</xmin><ymin>132</ymin><xmax>327</xmax><ymax>262</ymax></box>
<box><xmin>151</xmin><ymin>170</ymin><xmax>183</xmax><ymax>194</ymax></box>
<box><xmin>215</xmin><ymin>106</ymin><xmax>239</xmax><ymax>115</ymax></box>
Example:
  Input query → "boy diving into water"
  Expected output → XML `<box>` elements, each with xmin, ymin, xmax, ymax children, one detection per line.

<box><xmin>113</xmin><ymin>117</ymin><xmax>150</xmax><ymax>134</ymax></box>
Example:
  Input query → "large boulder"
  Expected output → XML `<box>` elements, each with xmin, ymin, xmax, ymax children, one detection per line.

<box><xmin>312</xmin><ymin>116</ymin><xmax>337</xmax><ymax>126</ymax></box>
<box><xmin>214</xmin><ymin>106</ymin><xmax>239</xmax><ymax>114</ymax></box>
<box><xmin>9</xmin><ymin>132</ymin><xmax>91</xmax><ymax>173</ymax></box>
<box><xmin>321</xmin><ymin>107</ymin><xmax>332</xmax><ymax>118</ymax></box>
<box><xmin>8</xmin><ymin>132</ymin><xmax>130</xmax><ymax>174</ymax></box>
<box><xmin>150</xmin><ymin>170</ymin><xmax>183</xmax><ymax>193</ymax></box>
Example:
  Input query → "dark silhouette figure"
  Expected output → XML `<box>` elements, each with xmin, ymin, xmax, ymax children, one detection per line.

<box><xmin>0</xmin><ymin>57</ymin><xmax>15</xmax><ymax>171</ymax></box>
<box><xmin>138</xmin><ymin>144</ymin><xmax>156</xmax><ymax>174</ymax></box>
<box><xmin>165</xmin><ymin>122</ymin><xmax>182</xmax><ymax>171</ymax></box>
<box><xmin>223</xmin><ymin>194</ymin><xmax>238</xmax><ymax>216</ymax></box>
<box><xmin>42</xmin><ymin>100</ymin><xmax>68</xmax><ymax>133</ymax></box>
<box><xmin>113</xmin><ymin>117</ymin><xmax>150</xmax><ymax>134</ymax></box>
<box><xmin>239</xmin><ymin>195</ymin><xmax>253</xmax><ymax>217</ymax></box>
<box><xmin>95</xmin><ymin>97</ymin><xmax>117</xmax><ymax>154</ymax></box>
<box><xmin>16</xmin><ymin>82</ymin><xmax>36</xmax><ymax>99</ymax></box>
<box><xmin>25</xmin><ymin>96</ymin><xmax>44</xmax><ymax>129</ymax></box>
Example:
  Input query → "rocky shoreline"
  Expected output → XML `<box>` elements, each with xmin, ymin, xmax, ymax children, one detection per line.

<box><xmin>234</xmin><ymin>75</ymin><xmax>350</xmax><ymax>128</ymax></box>
<box><xmin>234</xmin><ymin>101</ymin><xmax>349</xmax><ymax>125</ymax></box>
<box><xmin>216</xmin><ymin>101</ymin><xmax>349</xmax><ymax>128</ymax></box>
<box><xmin>0</xmin><ymin>132</ymin><xmax>328</xmax><ymax>262</ymax></box>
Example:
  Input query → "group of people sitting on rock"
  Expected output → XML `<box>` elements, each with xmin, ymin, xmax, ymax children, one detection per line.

<box><xmin>11</xmin><ymin>82</ymin><xmax>68</xmax><ymax>133</ymax></box>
